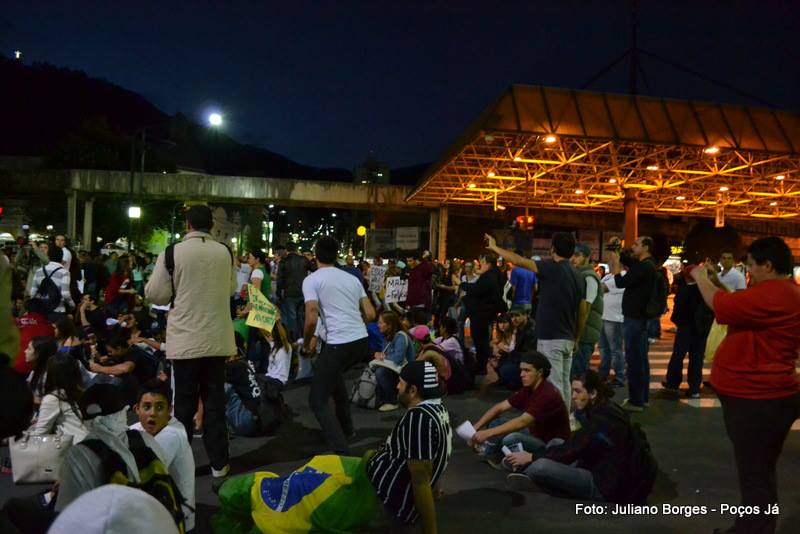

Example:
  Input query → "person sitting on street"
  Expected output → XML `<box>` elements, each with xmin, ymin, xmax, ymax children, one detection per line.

<box><xmin>494</xmin><ymin>304</ymin><xmax>537</xmax><ymax>389</ymax></box>
<box><xmin>505</xmin><ymin>370</ymin><xmax>648</xmax><ymax>504</ymax></box>
<box><xmin>28</xmin><ymin>354</ymin><xmax>88</xmax><ymax>443</ymax></box>
<box><xmin>469</xmin><ymin>352</ymin><xmax>570</xmax><ymax>466</ymax></box>
<box><xmin>224</xmin><ymin>333</ymin><xmax>265</xmax><ymax>437</ymax></box>
<box><xmin>88</xmin><ymin>331</ymin><xmax>160</xmax><ymax>404</ymax></box>
<box><xmin>130</xmin><ymin>379</ymin><xmax>196</xmax><ymax>531</ymax></box>
<box><xmin>372</xmin><ymin>311</ymin><xmax>415</xmax><ymax>412</ymax></box>
<box><xmin>366</xmin><ymin>361</ymin><xmax>452</xmax><ymax>534</ymax></box>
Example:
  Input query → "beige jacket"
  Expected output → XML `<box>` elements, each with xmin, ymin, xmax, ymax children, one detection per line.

<box><xmin>145</xmin><ymin>232</ymin><xmax>237</xmax><ymax>360</ymax></box>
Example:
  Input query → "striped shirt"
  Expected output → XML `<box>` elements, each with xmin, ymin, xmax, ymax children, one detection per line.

<box><xmin>29</xmin><ymin>262</ymin><xmax>73</xmax><ymax>313</ymax></box>
<box><xmin>366</xmin><ymin>399</ymin><xmax>452</xmax><ymax>524</ymax></box>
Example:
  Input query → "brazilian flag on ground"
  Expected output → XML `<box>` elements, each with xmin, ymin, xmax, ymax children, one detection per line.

<box><xmin>212</xmin><ymin>454</ymin><xmax>379</xmax><ymax>534</ymax></box>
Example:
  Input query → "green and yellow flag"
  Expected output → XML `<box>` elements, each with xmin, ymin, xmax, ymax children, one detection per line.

<box><xmin>212</xmin><ymin>454</ymin><xmax>379</xmax><ymax>534</ymax></box>
<box><xmin>246</xmin><ymin>284</ymin><xmax>279</xmax><ymax>333</ymax></box>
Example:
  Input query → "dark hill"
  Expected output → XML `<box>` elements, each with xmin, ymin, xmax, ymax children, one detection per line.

<box><xmin>0</xmin><ymin>54</ymin><xmax>355</xmax><ymax>181</ymax></box>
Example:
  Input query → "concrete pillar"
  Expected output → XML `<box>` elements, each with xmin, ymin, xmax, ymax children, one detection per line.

<box><xmin>82</xmin><ymin>197</ymin><xmax>94</xmax><ymax>250</ymax></box>
<box><xmin>623</xmin><ymin>188</ymin><xmax>639</xmax><ymax>247</ymax></box>
<box><xmin>67</xmin><ymin>190</ymin><xmax>78</xmax><ymax>241</ymax></box>
<box><xmin>437</xmin><ymin>206</ymin><xmax>448</xmax><ymax>262</ymax></box>
<box><xmin>429</xmin><ymin>210</ymin><xmax>439</xmax><ymax>258</ymax></box>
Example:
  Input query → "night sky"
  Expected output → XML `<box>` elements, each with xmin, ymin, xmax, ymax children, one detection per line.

<box><xmin>4</xmin><ymin>1</ymin><xmax>799</xmax><ymax>169</ymax></box>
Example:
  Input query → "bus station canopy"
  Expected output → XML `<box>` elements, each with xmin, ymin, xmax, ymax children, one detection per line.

<box><xmin>407</xmin><ymin>85</ymin><xmax>800</xmax><ymax>221</ymax></box>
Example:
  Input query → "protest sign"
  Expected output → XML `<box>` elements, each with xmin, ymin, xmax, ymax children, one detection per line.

<box><xmin>384</xmin><ymin>276</ymin><xmax>408</xmax><ymax>304</ymax></box>
<box><xmin>368</xmin><ymin>265</ymin><xmax>387</xmax><ymax>292</ymax></box>
<box><xmin>246</xmin><ymin>283</ymin><xmax>279</xmax><ymax>332</ymax></box>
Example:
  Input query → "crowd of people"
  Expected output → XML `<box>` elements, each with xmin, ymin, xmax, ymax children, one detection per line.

<box><xmin>0</xmin><ymin>203</ymin><xmax>798</xmax><ymax>534</ymax></box>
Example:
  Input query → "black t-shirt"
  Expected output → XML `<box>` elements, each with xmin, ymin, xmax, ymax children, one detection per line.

<box><xmin>225</xmin><ymin>359</ymin><xmax>261</xmax><ymax>415</ymax></box>
<box><xmin>367</xmin><ymin>401</ymin><xmax>452</xmax><ymax>524</ymax></box>
<box><xmin>534</xmin><ymin>259</ymin><xmax>584</xmax><ymax>340</ymax></box>
<box><xmin>85</xmin><ymin>307</ymin><xmax>107</xmax><ymax>334</ymax></box>
<box><xmin>615</xmin><ymin>257</ymin><xmax>656</xmax><ymax>320</ymax></box>
<box><xmin>123</xmin><ymin>346</ymin><xmax>159</xmax><ymax>385</ymax></box>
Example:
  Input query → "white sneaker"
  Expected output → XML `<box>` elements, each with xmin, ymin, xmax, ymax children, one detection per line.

<box><xmin>378</xmin><ymin>403</ymin><xmax>400</xmax><ymax>412</ymax></box>
<box><xmin>211</xmin><ymin>464</ymin><xmax>231</xmax><ymax>479</ymax></box>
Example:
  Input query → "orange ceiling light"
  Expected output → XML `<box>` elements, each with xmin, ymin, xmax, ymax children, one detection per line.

<box><xmin>704</xmin><ymin>147</ymin><xmax>720</xmax><ymax>154</ymax></box>
<box><xmin>544</xmin><ymin>135</ymin><xmax>557</xmax><ymax>143</ymax></box>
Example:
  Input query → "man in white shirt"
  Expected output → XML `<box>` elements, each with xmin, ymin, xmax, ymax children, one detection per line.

<box><xmin>28</xmin><ymin>245</ymin><xmax>74</xmax><ymax>318</ymax></box>
<box><xmin>303</xmin><ymin>236</ymin><xmax>376</xmax><ymax>454</ymax></box>
<box><xmin>55</xmin><ymin>235</ymin><xmax>72</xmax><ymax>271</ymax></box>
<box><xmin>131</xmin><ymin>379</ymin><xmax>196</xmax><ymax>531</ymax></box>
<box><xmin>718</xmin><ymin>250</ymin><xmax>746</xmax><ymax>291</ymax></box>
<box><xmin>599</xmin><ymin>271</ymin><xmax>626</xmax><ymax>387</ymax></box>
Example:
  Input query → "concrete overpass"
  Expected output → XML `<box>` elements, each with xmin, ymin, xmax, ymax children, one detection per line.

<box><xmin>2</xmin><ymin>168</ymin><xmax>435</xmax><ymax>247</ymax></box>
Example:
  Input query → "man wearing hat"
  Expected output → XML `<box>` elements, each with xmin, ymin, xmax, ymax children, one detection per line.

<box><xmin>469</xmin><ymin>352</ymin><xmax>570</xmax><ymax>466</ymax></box>
<box><xmin>570</xmin><ymin>243</ymin><xmax>604</xmax><ymax>378</ymax></box>
<box><xmin>366</xmin><ymin>361</ymin><xmax>452</xmax><ymax>534</ymax></box>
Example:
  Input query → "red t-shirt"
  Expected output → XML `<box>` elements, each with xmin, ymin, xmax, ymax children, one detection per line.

<box><xmin>508</xmin><ymin>379</ymin><xmax>570</xmax><ymax>443</ymax></box>
<box><xmin>105</xmin><ymin>272</ymin><xmax>131</xmax><ymax>305</ymax></box>
<box><xmin>14</xmin><ymin>313</ymin><xmax>55</xmax><ymax>376</ymax></box>
<box><xmin>711</xmin><ymin>279</ymin><xmax>800</xmax><ymax>399</ymax></box>
<box><xmin>405</xmin><ymin>260</ymin><xmax>434</xmax><ymax>308</ymax></box>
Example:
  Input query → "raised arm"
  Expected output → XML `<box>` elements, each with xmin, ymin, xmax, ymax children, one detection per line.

<box><xmin>485</xmin><ymin>234</ymin><xmax>538</xmax><ymax>273</ymax></box>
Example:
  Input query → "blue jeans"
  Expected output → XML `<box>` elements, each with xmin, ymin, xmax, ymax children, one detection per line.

<box><xmin>570</xmin><ymin>341</ymin><xmax>595</xmax><ymax>379</ymax></box>
<box><xmin>647</xmin><ymin>317</ymin><xmax>661</xmax><ymax>339</ymax></box>
<box><xmin>280</xmin><ymin>296</ymin><xmax>305</xmax><ymax>341</ymax></box>
<box><xmin>665</xmin><ymin>324</ymin><xmax>706</xmax><ymax>394</ymax></box>
<box><xmin>374</xmin><ymin>366</ymin><xmax>399</xmax><ymax>406</ymax></box>
<box><xmin>523</xmin><ymin>458</ymin><xmax>603</xmax><ymax>500</ymax></box>
<box><xmin>598</xmin><ymin>320</ymin><xmax>625</xmax><ymax>386</ymax></box>
<box><xmin>225</xmin><ymin>384</ymin><xmax>259</xmax><ymax>437</ymax></box>
<box><xmin>483</xmin><ymin>419</ymin><xmax>563</xmax><ymax>458</ymax></box>
<box><xmin>623</xmin><ymin>317</ymin><xmax>650</xmax><ymax>406</ymax></box>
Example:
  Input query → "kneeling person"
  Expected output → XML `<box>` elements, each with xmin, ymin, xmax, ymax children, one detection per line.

<box><xmin>367</xmin><ymin>361</ymin><xmax>453</xmax><ymax>533</ymax></box>
<box><xmin>131</xmin><ymin>379</ymin><xmax>196</xmax><ymax>532</ymax></box>
<box><xmin>470</xmin><ymin>352</ymin><xmax>570</xmax><ymax>461</ymax></box>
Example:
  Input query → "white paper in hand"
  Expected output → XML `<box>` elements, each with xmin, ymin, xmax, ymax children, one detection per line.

<box><xmin>455</xmin><ymin>421</ymin><xmax>476</xmax><ymax>442</ymax></box>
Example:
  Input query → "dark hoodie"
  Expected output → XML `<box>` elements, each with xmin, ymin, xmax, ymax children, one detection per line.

<box><xmin>541</xmin><ymin>401</ymin><xmax>635</xmax><ymax>502</ymax></box>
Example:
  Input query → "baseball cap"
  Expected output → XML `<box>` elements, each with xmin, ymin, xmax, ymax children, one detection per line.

<box><xmin>508</xmin><ymin>304</ymin><xmax>528</xmax><ymax>316</ymax></box>
<box><xmin>400</xmin><ymin>361</ymin><xmax>441</xmax><ymax>399</ymax></box>
<box><xmin>574</xmin><ymin>243</ymin><xmax>592</xmax><ymax>257</ymax></box>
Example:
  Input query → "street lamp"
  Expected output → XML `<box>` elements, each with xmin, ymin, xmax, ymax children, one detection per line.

<box><xmin>128</xmin><ymin>206</ymin><xmax>142</xmax><ymax>219</ymax></box>
<box><xmin>46</xmin><ymin>225</ymin><xmax>54</xmax><ymax>231</ymax></box>
<box><xmin>208</xmin><ymin>113</ymin><xmax>223</xmax><ymax>127</ymax></box>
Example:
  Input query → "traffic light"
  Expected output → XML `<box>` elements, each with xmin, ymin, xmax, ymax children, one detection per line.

<box><xmin>514</xmin><ymin>214</ymin><xmax>535</xmax><ymax>231</ymax></box>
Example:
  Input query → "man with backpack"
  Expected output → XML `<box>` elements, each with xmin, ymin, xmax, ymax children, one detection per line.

<box><xmin>505</xmin><ymin>370</ymin><xmax>657</xmax><ymax>505</ymax></box>
<box><xmin>130</xmin><ymin>379</ymin><xmax>195</xmax><ymax>532</ymax></box>
<box><xmin>607</xmin><ymin>236</ymin><xmax>662</xmax><ymax>412</ymax></box>
<box><xmin>146</xmin><ymin>205</ymin><xmax>238</xmax><ymax>479</ymax></box>
<box><xmin>54</xmin><ymin>384</ymin><xmax>185</xmax><ymax>532</ymax></box>
<box><xmin>28</xmin><ymin>246</ymin><xmax>74</xmax><ymax>322</ymax></box>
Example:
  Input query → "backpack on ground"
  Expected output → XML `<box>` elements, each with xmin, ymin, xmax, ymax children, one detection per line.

<box><xmin>350</xmin><ymin>366</ymin><xmax>377</xmax><ymax>409</ymax></box>
<box><xmin>645</xmin><ymin>268</ymin><xmax>668</xmax><ymax>319</ymax></box>
<box><xmin>619</xmin><ymin>422</ymin><xmax>658</xmax><ymax>504</ymax></box>
<box><xmin>34</xmin><ymin>266</ymin><xmax>63</xmax><ymax>313</ymax></box>
<box><xmin>256</xmin><ymin>375</ymin><xmax>288</xmax><ymax>434</ymax></box>
<box><xmin>81</xmin><ymin>430</ymin><xmax>187</xmax><ymax>533</ymax></box>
